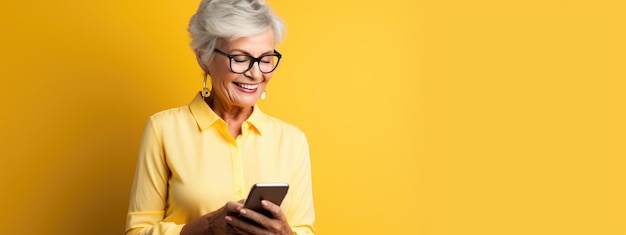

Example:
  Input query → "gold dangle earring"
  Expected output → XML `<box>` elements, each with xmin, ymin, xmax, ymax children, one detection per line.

<box><xmin>260</xmin><ymin>91</ymin><xmax>266</xmax><ymax>100</ymax></box>
<box><xmin>202</xmin><ymin>73</ymin><xmax>210</xmax><ymax>98</ymax></box>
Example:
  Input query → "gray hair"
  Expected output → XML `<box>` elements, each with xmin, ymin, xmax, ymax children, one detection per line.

<box><xmin>188</xmin><ymin>0</ymin><xmax>286</xmax><ymax>63</ymax></box>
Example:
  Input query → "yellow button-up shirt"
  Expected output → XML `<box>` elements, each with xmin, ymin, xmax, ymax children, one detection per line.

<box><xmin>125</xmin><ymin>93</ymin><xmax>316</xmax><ymax>235</ymax></box>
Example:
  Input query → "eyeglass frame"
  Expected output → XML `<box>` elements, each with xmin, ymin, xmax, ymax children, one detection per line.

<box><xmin>213</xmin><ymin>49</ymin><xmax>282</xmax><ymax>74</ymax></box>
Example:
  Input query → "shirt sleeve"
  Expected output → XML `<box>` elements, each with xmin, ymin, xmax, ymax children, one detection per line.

<box><xmin>125</xmin><ymin>117</ymin><xmax>184</xmax><ymax>235</ymax></box>
<box><xmin>288</xmin><ymin>132</ymin><xmax>317</xmax><ymax>235</ymax></box>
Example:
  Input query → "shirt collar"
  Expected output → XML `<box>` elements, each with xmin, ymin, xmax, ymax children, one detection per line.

<box><xmin>188</xmin><ymin>92</ymin><xmax>267</xmax><ymax>135</ymax></box>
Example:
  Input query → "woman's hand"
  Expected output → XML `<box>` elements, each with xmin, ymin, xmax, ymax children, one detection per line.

<box><xmin>180</xmin><ymin>200</ymin><xmax>244</xmax><ymax>235</ymax></box>
<box><xmin>225</xmin><ymin>200</ymin><xmax>294</xmax><ymax>235</ymax></box>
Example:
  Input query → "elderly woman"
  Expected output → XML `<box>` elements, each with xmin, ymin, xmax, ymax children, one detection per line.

<box><xmin>124</xmin><ymin>0</ymin><xmax>316</xmax><ymax>234</ymax></box>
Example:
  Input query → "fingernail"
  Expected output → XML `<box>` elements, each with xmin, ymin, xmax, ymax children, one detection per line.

<box><xmin>225</xmin><ymin>216</ymin><xmax>232</xmax><ymax>222</ymax></box>
<box><xmin>239</xmin><ymin>209</ymin><xmax>246</xmax><ymax>214</ymax></box>
<box><xmin>261</xmin><ymin>200</ymin><xmax>268</xmax><ymax>206</ymax></box>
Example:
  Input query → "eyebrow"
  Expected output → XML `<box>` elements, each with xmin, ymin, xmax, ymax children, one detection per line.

<box><xmin>229</xmin><ymin>49</ymin><xmax>275</xmax><ymax>56</ymax></box>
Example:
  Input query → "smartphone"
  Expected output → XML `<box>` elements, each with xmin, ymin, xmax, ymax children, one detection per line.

<box><xmin>243</xmin><ymin>183</ymin><xmax>289</xmax><ymax>218</ymax></box>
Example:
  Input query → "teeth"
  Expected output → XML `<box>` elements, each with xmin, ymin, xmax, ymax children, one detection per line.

<box><xmin>235</xmin><ymin>83</ymin><xmax>258</xmax><ymax>90</ymax></box>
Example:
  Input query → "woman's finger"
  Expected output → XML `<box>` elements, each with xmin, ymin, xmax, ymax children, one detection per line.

<box><xmin>261</xmin><ymin>200</ymin><xmax>286</xmax><ymax>221</ymax></box>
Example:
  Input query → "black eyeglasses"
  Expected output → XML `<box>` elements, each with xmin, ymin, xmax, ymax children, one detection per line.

<box><xmin>213</xmin><ymin>49</ymin><xmax>282</xmax><ymax>74</ymax></box>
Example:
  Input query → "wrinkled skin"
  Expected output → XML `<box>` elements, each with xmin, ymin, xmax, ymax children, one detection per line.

<box><xmin>180</xmin><ymin>200</ymin><xmax>293</xmax><ymax>235</ymax></box>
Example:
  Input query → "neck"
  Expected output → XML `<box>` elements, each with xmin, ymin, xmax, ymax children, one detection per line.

<box><xmin>204</xmin><ymin>95</ymin><xmax>252</xmax><ymax>137</ymax></box>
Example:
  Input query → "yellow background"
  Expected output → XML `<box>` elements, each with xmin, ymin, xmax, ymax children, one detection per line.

<box><xmin>1</xmin><ymin>0</ymin><xmax>624</xmax><ymax>234</ymax></box>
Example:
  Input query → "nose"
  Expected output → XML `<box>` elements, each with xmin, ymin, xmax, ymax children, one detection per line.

<box><xmin>244</xmin><ymin>61</ymin><xmax>263</xmax><ymax>80</ymax></box>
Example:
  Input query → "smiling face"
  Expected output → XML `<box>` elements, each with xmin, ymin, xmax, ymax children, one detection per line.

<box><xmin>204</xmin><ymin>29</ymin><xmax>276</xmax><ymax>110</ymax></box>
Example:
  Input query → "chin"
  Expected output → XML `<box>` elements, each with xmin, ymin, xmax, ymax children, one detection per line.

<box><xmin>235</xmin><ymin>98</ymin><xmax>259</xmax><ymax>108</ymax></box>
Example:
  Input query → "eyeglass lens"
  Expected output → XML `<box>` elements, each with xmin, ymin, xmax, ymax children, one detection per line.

<box><xmin>230</xmin><ymin>54</ymin><xmax>280</xmax><ymax>73</ymax></box>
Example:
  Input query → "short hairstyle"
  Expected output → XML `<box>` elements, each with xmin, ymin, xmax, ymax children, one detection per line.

<box><xmin>188</xmin><ymin>0</ymin><xmax>286</xmax><ymax>63</ymax></box>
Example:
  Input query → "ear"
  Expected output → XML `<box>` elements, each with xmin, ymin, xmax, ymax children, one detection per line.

<box><xmin>195</xmin><ymin>49</ymin><xmax>210</xmax><ymax>75</ymax></box>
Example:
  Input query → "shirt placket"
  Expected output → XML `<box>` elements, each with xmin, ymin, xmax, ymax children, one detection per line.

<box><xmin>230</xmin><ymin>122</ymin><xmax>251</xmax><ymax>200</ymax></box>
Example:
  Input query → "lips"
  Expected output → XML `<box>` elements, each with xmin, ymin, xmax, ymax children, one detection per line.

<box><xmin>233</xmin><ymin>82</ymin><xmax>259</xmax><ymax>91</ymax></box>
